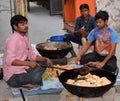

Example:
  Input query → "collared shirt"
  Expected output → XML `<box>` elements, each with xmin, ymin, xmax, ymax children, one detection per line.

<box><xmin>74</xmin><ymin>15</ymin><xmax>96</xmax><ymax>32</ymax></box>
<box><xmin>87</xmin><ymin>26</ymin><xmax>119</xmax><ymax>56</ymax></box>
<box><xmin>3</xmin><ymin>31</ymin><xmax>37</xmax><ymax>81</ymax></box>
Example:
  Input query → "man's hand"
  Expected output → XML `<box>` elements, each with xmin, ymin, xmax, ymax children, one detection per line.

<box><xmin>79</xmin><ymin>26</ymin><xmax>88</xmax><ymax>37</ymax></box>
<box><xmin>28</xmin><ymin>61</ymin><xmax>40</xmax><ymax>68</ymax></box>
<box><xmin>75</xmin><ymin>55</ymin><xmax>82</xmax><ymax>64</ymax></box>
<box><xmin>86</xmin><ymin>61</ymin><xmax>105</xmax><ymax>69</ymax></box>
<box><xmin>46</xmin><ymin>58</ymin><xmax>53</xmax><ymax>66</ymax></box>
<box><xmin>95</xmin><ymin>61</ymin><xmax>105</xmax><ymax>69</ymax></box>
<box><xmin>35</xmin><ymin>56</ymin><xmax>53</xmax><ymax>67</ymax></box>
<box><xmin>74</xmin><ymin>26</ymin><xmax>88</xmax><ymax>37</ymax></box>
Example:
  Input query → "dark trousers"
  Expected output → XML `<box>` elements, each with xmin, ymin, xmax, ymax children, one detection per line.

<box><xmin>80</xmin><ymin>52</ymin><xmax>117</xmax><ymax>73</ymax></box>
<box><xmin>7</xmin><ymin>62</ymin><xmax>46</xmax><ymax>87</ymax></box>
<box><xmin>63</xmin><ymin>33</ymin><xmax>82</xmax><ymax>45</ymax></box>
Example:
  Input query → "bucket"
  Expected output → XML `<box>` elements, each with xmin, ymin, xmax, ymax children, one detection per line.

<box><xmin>49</xmin><ymin>35</ymin><xmax>64</xmax><ymax>42</ymax></box>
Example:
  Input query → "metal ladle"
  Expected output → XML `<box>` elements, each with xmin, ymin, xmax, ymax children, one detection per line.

<box><xmin>40</xmin><ymin>63</ymin><xmax>90</xmax><ymax>76</ymax></box>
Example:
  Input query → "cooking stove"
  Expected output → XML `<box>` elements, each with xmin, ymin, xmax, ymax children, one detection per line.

<box><xmin>36</xmin><ymin>42</ymin><xmax>73</xmax><ymax>65</ymax></box>
<box><xmin>51</xmin><ymin>57</ymin><xmax>67</xmax><ymax>65</ymax></box>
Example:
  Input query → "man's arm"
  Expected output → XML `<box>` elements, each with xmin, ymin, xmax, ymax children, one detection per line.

<box><xmin>35</xmin><ymin>56</ymin><xmax>48</xmax><ymax>62</ymax></box>
<box><xmin>35</xmin><ymin>56</ymin><xmax>53</xmax><ymax>66</ymax></box>
<box><xmin>76</xmin><ymin>41</ymin><xmax>92</xmax><ymax>64</ymax></box>
<box><xmin>74</xmin><ymin>26</ymin><xmax>88</xmax><ymax>37</ymax></box>
<box><xmin>87</xmin><ymin>44</ymin><xmax>117</xmax><ymax>68</ymax></box>
<box><xmin>12</xmin><ymin>59</ymin><xmax>40</xmax><ymax>68</ymax></box>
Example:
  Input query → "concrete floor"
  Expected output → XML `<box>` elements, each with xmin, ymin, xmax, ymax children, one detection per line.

<box><xmin>0</xmin><ymin>0</ymin><xmax>120</xmax><ymax>101</ymax></box>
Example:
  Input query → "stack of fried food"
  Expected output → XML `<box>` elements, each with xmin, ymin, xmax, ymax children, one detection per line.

<box><xmin>42</xmin><ymin>64</ymin><xmax>75</xmax><ymax>79</ymax></box>
<box><xmin>43</xmin><ymin>46</ymin><xmax>58</xmax><ymax>50</ymax></box>
<box><xmin>42</xmin><ymin>57</ymin><xmax>76</xmax><ymax>80</ymax></box>
<box><xmin>66</xmin><ymin>73</ymin><xmax>111</xmax><ymax>87</ymax></box>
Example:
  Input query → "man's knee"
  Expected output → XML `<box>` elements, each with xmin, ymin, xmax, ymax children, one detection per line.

<box><xmin>32</xmin><ymin>68</ymin><xmax>45</xmax><ymax>85</ymax></box>
<box><xmin>63</xmin><ymin>34</ymin><xmax>71</xmax><ymax>42</ymax></box>
<box><xmin>80</xmin><ymin>53</ymin><xmax>95</xmax><ymax>64</ymax></box>
<box><xmin>32</xmin><ymin>74</ymin><xmax>43</xmax><ymax>85</ymax></box>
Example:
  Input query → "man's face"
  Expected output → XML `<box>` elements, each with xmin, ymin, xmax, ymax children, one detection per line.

<box><xmin>80</xmin><ymin>8</ymin><xmax>89</xmax><ymax>18</ymax></box>
<box><xmin>14</xmin><ymin>21</ymin><xmax>28</xmax><ymax>35</ymax></box>
<box><xmin>96</xmin><ymin>19</ymin><xmax>107</xmax><ymax>30</ymax></box>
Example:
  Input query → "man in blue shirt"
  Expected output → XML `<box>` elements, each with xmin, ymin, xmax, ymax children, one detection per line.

<box><xmin>63</xmin><ymin>4</ymin><xmax>96</xmax><ymax>57</ymax></box>
<box><xmin>76</xmin><ymin>10</ymin><xmax>119</xmax><ymax>72</ymax></box>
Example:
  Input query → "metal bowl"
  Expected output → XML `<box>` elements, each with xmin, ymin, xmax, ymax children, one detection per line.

<box><xmin>36</xmin><ymin>42</ymin><xmax>73</xmax><ymax>59</ymax></box>
<box><xmin>57</xmin><ymin>68</ymin><xmax>116</xmax><ymax>98</ymax></box>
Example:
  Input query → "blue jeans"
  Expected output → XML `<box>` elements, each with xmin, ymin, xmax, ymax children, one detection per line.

<box><xmin>63</xmin><ymin>33</ymin><xmax>82</xmax><ymax>45</ymax></box>
<box><xmin>7</xmin><ymin>62</ymin><xmax>46</xmax><ymax>87</ymax></box>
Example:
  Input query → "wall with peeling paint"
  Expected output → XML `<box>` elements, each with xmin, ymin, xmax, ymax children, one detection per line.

<box><xmin>95</xmin><ymin>0</ymin><xmax>120</xmax><ymax>32</ymax></box>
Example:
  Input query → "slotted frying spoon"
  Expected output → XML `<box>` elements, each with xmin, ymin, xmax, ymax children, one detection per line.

<box><xmin>40</xmin><ymin>63</ymin><xmax>89</xmax><ymax>76</ymax></box>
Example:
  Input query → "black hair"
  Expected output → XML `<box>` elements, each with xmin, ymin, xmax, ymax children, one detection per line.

<box><xmin>95</xmin><ymin>10</ymin><xmax>109</xmax><ymax>21</ymax></box>
<box><xmin>10</xmin><ymin>15</ymin><xmax>28</xmax><ymax>30</ymax></box>
<box><xmin>79</xmin><ymin>4</ymin><xmax>89</xmax><ymax>11</ymax></box>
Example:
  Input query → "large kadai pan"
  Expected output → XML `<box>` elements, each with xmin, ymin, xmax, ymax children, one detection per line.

<box><xmin>57</xmin><ymin>68</ymin><xmax>117</xmax><ymax>98</ymax></box>
<box><xmin>36</xmin><ymin>42</ymin><xmax>73</xmax><ymax>59</ymax></box>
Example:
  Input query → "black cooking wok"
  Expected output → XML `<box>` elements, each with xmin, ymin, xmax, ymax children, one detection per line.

<box><xmin>36</xmin><ymin>42</ymin><xmax>73</xmax><ymax>59</ymax></box>
<box><xmin>57</xmin><ymin>68</ymin><xmax>118</xmax><ymax>98</ymax></box>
